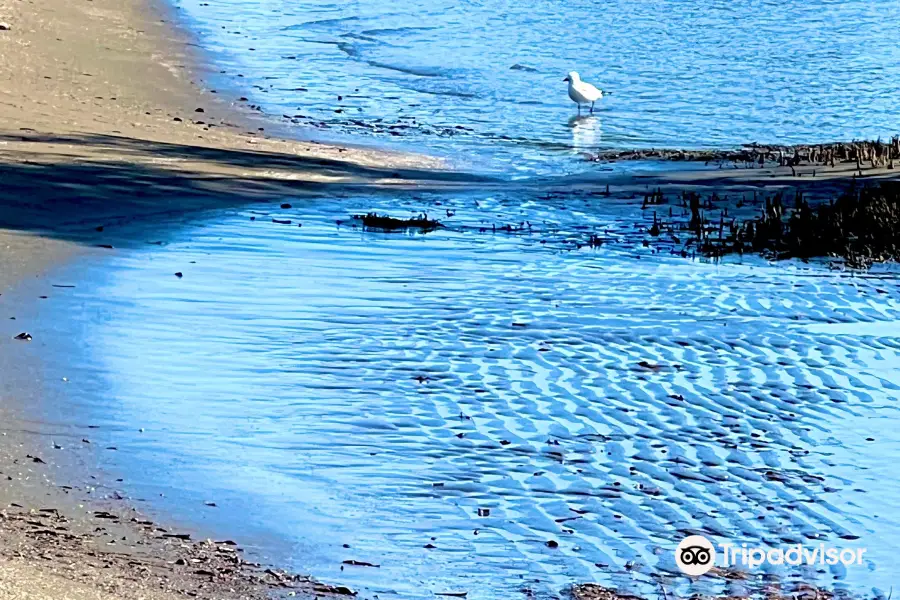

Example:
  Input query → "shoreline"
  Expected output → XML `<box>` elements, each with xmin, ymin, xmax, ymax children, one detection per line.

<box><xmin>2</xmin><ymin>0</ymin><xmax>900</xmax><ymax>596</ymax></box>
<box><xmin>0</xmin><ymin>0</ymin><xmax>449</xmax><ymax>596</ymax></box>
<box><xmin>0</xmin><ymin>257</ymin><xmax>357</xmax><ymax>600</ymax></box>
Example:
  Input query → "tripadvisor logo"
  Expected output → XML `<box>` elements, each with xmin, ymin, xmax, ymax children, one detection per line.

<box><xmin>675</xmin><ymin>535</ymin><xmax>867</xmax><ymax>577</ymax></box>
<box><xmin>676</xmin><ymin>535</ymin><xmax>715</xmax><ymax>576</ymax></box>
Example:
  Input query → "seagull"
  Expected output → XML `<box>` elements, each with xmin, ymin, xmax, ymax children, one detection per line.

<box><xmin>563</xmin><ymin>71</ymin><xmax>603</xmax><ymax>114</ymax></box>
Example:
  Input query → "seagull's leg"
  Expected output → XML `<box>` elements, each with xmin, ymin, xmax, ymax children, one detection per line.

<box><xmin>590</xmin><ymin>101</ymin><xmax>595</xmax><ymax>114</ymax></box>
<box><xmin>577</xmin><ymin>103</ymin><xmax>581</xmax><ymax>114</ymax></box>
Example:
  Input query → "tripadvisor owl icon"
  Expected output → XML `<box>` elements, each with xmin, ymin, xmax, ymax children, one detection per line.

<box><xmin>676</xmin><ymin>535</ymin><xmax>716</xmax><ymax>576</ymax></box>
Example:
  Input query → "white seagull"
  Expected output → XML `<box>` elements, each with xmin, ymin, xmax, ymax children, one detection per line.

<box><xmin>564</xmin><ymin>71</ymin><xmax>603</xmax><ymax>114</ymax></box>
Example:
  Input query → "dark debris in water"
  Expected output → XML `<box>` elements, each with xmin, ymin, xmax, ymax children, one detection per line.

<box><xmin>731</xmin><ymin>182</ymin><xmax>900</xmax><ymax>267</ymax></box>
<box><xmin>344</xmin><ymin>151</ymin><xmax>900</xmax><ymax>268</ymax></box>
<box><xmin>589</xmin><ymin>137</ymin><xmax>900</xmax><ymax>169</ymax></box>
<box><xmin>352</xmin><ymin>212</ymin><xmax>442</xmax><ymax>232</ymax></box>
<box><xmin>665</xmin><ymin>182</ymin><xmax>900</xmax><ymax>267</ymax></box>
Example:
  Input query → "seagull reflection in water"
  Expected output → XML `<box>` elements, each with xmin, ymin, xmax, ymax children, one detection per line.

<box><xmin>568</xmin><ymin>114</ymin><xmax>602</xmax><ymax>153</ymax></box>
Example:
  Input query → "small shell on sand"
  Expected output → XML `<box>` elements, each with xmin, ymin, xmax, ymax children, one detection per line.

<box><xmin>0</xmin><ymin>22</ymin><xmax>11</xmax><ymax>30</ymax></box>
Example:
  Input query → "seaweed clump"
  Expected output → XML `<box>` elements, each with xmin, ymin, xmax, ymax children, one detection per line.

<box><xmin>589</xmin><ymin>137</ymin><xmax>900</xmax><ymax>169</ymax></box>
<box><xmin>352</xmin><ymin>212</ymin><xmax>442</xmax><ymax>232</ymax></box>
<box><xmin>725</xmin><ymin>182</ymin><xmax>900</xmax><ymax>266</ymax></box>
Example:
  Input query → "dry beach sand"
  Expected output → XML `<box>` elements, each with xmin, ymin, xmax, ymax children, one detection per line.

<box><xmin>0</xmin><ymin>0</ymin><xmax>454</xmax><ymax>278</ymax></box>
<box><xmin>2</xmin><ymin>0</ymin><xmax>900</xmax><ymax>596</ymax></box>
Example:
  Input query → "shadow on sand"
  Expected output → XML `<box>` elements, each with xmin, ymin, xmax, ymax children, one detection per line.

<box><xmin>0</xmin><ymin>131</ymin><xmax>490</xmax><ymax>245</ymax></box>
<box><xmin>6</xmin><ymin>130</ymin><xmax>900</xmax><ymax>266</ymax></box>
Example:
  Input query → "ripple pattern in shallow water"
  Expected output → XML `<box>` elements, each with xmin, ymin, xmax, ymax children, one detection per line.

<box><xmin>41</xmin><ymin>192</ymin><xmax>900</xmax><ymax>599</ymax></box>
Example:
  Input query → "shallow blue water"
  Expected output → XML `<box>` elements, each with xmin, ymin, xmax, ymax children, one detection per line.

<box><xmin>17</xmin><ymin>189</ymin><xmax>900</xmax><ymax>600</ymax></box>
<box><xmin>8</xmin><ymin>2</ymin><xmax>900</xmax><ymax>598</ymax></box>
<box><xmin>175</xmin><ymin>0</ymin><xmax>900</xmax><ymax>174</ymax></box>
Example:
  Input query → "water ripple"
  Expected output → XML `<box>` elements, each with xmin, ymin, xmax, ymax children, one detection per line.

<box><xmin>37</xmin><ymin>190</ymin><xmax>900</xmax><ymax>600</ymax></box>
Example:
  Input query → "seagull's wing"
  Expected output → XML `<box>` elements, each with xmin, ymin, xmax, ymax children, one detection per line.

<box><xmin>579</xmin><ymin>82</ymin><xmax>603</xmax><ymax>101</ymax></box>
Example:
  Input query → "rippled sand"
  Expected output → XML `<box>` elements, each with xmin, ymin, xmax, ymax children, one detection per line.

<box><xmin>21</xmin><ymin>189</ymin><xmax>900</xmax><ymax>600</ymax></box>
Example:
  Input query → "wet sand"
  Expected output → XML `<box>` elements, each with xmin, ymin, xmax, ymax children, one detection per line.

<box><xmin>2</xmin><ymin>0</ymin><xmax>900</xmax><ymax>596</ymax></box>
<box><xmin>0</xmin><ymin>0</ymin><xmax>446</xmax><ymax>595</ymax></box>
